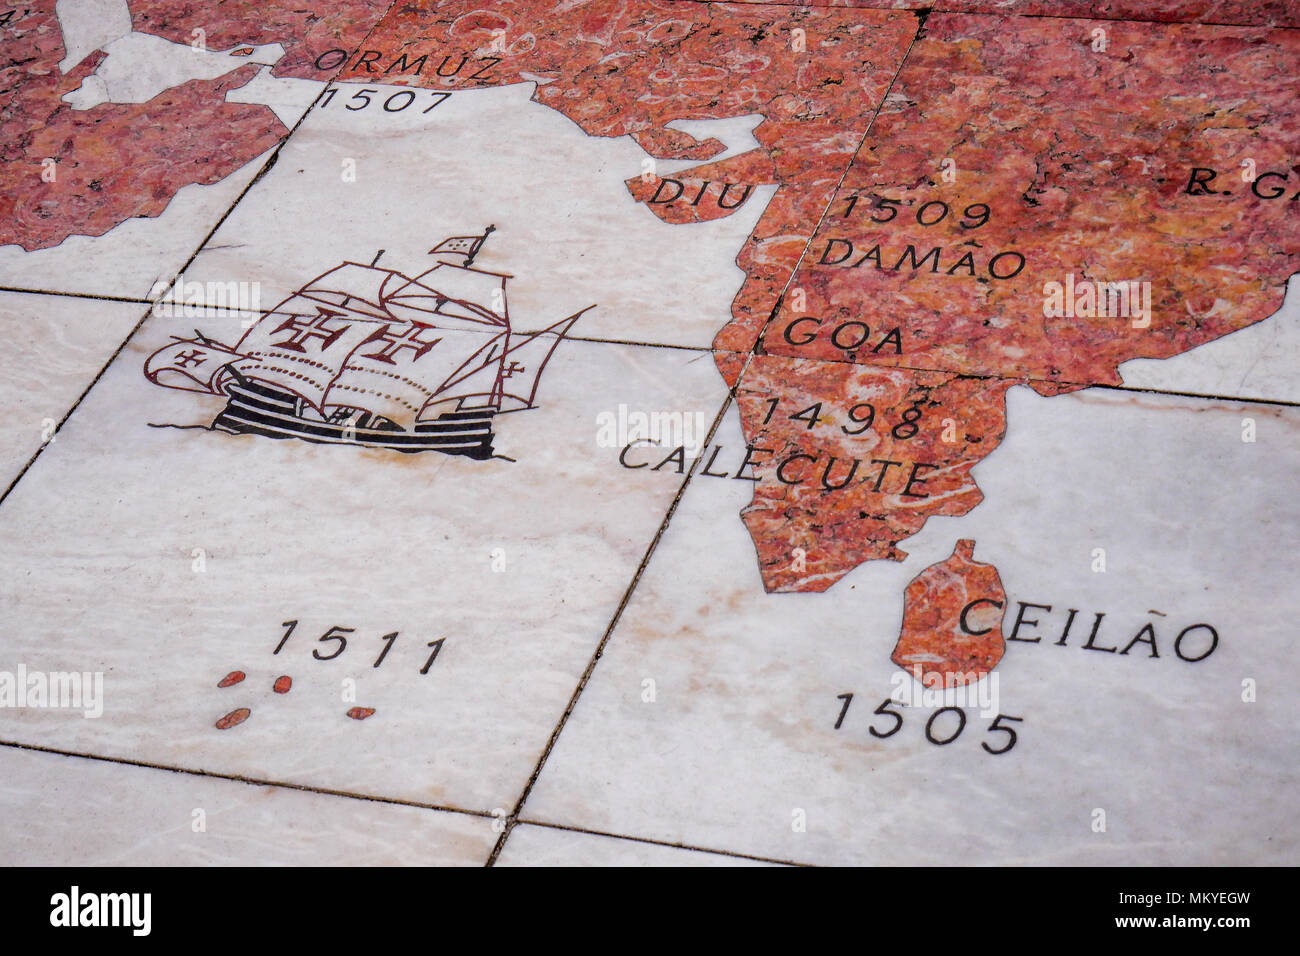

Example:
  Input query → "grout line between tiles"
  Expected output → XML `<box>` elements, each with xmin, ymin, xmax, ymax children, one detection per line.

<box><xmin>1085</xmin><ymin>382</ymin><xmax>1300</xmax><ymax>408</ymax></box>
<box><xmin>0</xmin><ymin>739</ymin><xmax>811</xmax><ymax>866</ymax></box>
<box><xmin>739</xmin><ymin>358</ymin><xmax>1300</xmax><ymax>410</ymax></box>
<box><xmin>667</xmin><ymin>0</ymin><xmax>1296</xmax><ymax>30</ymax></box>
<box><xmin>3</xmin><ymin>280</ymin><xmax>1296</xmax><ymax>410</ymax></box>
<box><xmin>0</xmin><ymin>286</ymin><xmax>157</xmax><ymax>305</ymax></box>
<box><xmin>511</xmin><ymin>817</ymin><xmax>811</xmax><ymax>866</ymax></box>
<box><xmin>487</xmin><ymin>8</ymin><xmax>935</xmax><ymax>868</ymax></box>
<box><xmin>0</xmin><ymin>56</ymin><xmax>362</xmax><ymax>514</ymax></box>
<box><xmin>733</xmin><ymin>8</ymin><xmax>931</xmax><ymax>397</ymax></box>
<box><xmin>485</xmin><ymin>387</ymin><xmax>739</xmax><ymax>866</ymax></box>
<box><xmin>0</xmin><ymin>286</ymin><xmax>729</xmax><ymax>355</ymax></box>
<box><xmin>0</xmin><ymin>738</ymin><xmax>493</xmax><ymax>820</ymax></box>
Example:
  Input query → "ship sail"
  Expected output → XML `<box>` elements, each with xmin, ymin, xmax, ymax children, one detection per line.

<box><xmin>231</xmin><ymin>285</ymin><xmax>390</xmax><ymax>414</ymax></box>
<box><xmin>496</xmin><ymin>311</ymin><xmax>589</xmax><ymax>411</ymax></box>
<box><xmin>419</xmin><ymin>308</ymin><xmax>590</xmax><ymax>419</ymax></box>
<box><xmin>418</xmin><ymin>333</ymin><xmax>511</xmax><ymax>416</ymax></box>
<box><xmin>298</xmin><ymin>262</ymin><xmax>408</xmax><ymax>321</ymax></box>
<box><xmin>317</xmin><ymin>254</ymin><xmax>520</xmax><ymax>426</ymax></box>
<box><xmin>388</xmin><ymin>263</ymin><xmax>510</xmax><ymax>327</ymax></box>
<box><xmin>144</xmin><ymin>335</ymin><xmax>245</xmax><ymax>393</ymax></box>
<box><xmin>323</xmin><ymin>324</ymin><xmax>503</xmax><ymax>429</ymax></box>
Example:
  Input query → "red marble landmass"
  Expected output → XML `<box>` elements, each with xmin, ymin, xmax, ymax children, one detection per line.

<box><xmin>129</xmin><ymin>0</ymin><xmax>394</xmax><ymax>80</ymax></box>
<box><xmin>936</xmin><ymin>1</ymin><xmax>1300</xmax><ymax>29</ymax></box>
<box><xmin>752</xmin><ymin>15</ymin><xmax>1300</xmax><ymax>389</ymax></box>
<box><xmin>733</xmin><ymin>354</ymin><xmax>1016</xmax><ymax>591</ymax></box>
<box><xmin>625</xmin><ymin>148</ymin><xmax>777</xmax><ymax>224</ymax></box>
<box><xmin>340</xmin><ymin>0</ymin><xmax>918</xmax><ymax>380</ymax></box>
<box><xmin>890</xmin><ymin>538</ymin><xmax>1006</xmax><ymax>686</ymax></box>
<box><xmin>630</xmin><ymin>126</ymin><xmax>726</xmax><ymax>161</ymax></box>
<box><xmin>0</xmin><ymin>0</ymin><xmax>286</xmax><ymax>251</ymax></box>
<box><xmin>729</xmin><ymin>0</ymin><xmax>1300</xmax><ymax>22</ymax></box>
<box><xmin>726</xmin><ymin>1</ymin><xmax>927</xmax><ymax>7</ymax></box>
<box><xmin>726</xmin><ymin>15</ymin><xmax>1300</xmax><ymax>592</ymax></box>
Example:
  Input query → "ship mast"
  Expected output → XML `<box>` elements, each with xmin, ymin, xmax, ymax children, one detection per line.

<box><xmin>464</xmin><ymin>225</ymin><xmax>494</xmax><ymax>267</ymax></box>
<box><xmin>429</xmin><ymin>225</ymin><xmax>497</xmax><ymax>268</ymax></box>
<box><xmin>425</xmin><ymin>225</ymin><xmax>507</xmax><ymax>409</ymax></box>
<box><xmin>489</xmin><ymin>337</ymin><xmax>508</xmax><ymax>410</ymax></box>
<box><xmin>481</xmin><ymin>225</ymin><xmax>506</xmax><ymax>410</ymax></box>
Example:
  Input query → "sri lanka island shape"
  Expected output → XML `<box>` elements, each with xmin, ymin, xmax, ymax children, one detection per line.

<box><xmin>890</xmin><ymin>540</ymin><xmax>1006</xmax><ymax>688</ymax></box>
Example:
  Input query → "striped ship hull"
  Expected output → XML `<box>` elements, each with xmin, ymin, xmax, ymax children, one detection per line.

<box><xmin>212</xmin><ymin>382</ymin><xmax>496</xmax><ymax>459</ymax></box>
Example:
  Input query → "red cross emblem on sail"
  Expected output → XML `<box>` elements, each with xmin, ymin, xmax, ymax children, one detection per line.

<box><xmin>270</xmin><ymin>308</ymin><xmax>350</xmax><ymax>353</ymax></box>
<box><xmin>357</xmin><ymin>322</ymin><xmax>441</xmax><ymax>365</ymax></box>
<box><xmin>174</xmin><ymin>349</ymin><xmax>206</xmax><ymax>369</ymax></box>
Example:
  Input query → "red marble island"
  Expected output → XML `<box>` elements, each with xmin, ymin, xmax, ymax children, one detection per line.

<box><xmin>891</xmin><ymin>539</ymin><xmax>1007</xmax><ymax>688</ymax></box>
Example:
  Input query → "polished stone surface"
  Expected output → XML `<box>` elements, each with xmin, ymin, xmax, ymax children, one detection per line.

<box><xmin>0</xmin><ymin>0</ymin><xmax>1295</xmax><ymax>866</ymax></box>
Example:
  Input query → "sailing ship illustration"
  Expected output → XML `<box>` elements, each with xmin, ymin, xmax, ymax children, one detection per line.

<box><xmin>144</xmin><ymin>227</ymin><xmax>589</xmax><ymax>459</ymax></box>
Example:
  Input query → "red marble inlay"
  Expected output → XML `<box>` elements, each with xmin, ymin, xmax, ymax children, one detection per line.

<box><xmin>340</xmin><ymin>0</ymin><xmax>919</xmax><ymax>381</ymax></box>
<box><xmin>733</xmin><ymin>354</ymin><xmax>1015</xmax><ymax>592</ymax></box>
<box><xmin>719</xmin><ymin>15</ymin><xmax>1300</xmax><ymax>591</ymax></box>
<box><xmin>625</xmin><ymin>149</ymin><xmax>778</xmax><ymax>224</ymax></box>
<box><xmin>129</xmin><ymin>0</ymin><xmax>394</xmax><ymax>80</ymax></box>
<box><xmin>0</xmin><ymin>1</ymin><xmax>285</xmax><ymax>251</ymax></box>
<box><xmin>936</xmin><ymin>0</ymin><xmax>1300</xmax><ymax>29</ymax></box>
<box><xmin>890</xmin><ymin>539</ymin><xmax>1006</xmax><ymax>686</ymax></box>
<box><xmin>215</xmin><ymin>707</ymin><xmax>251</xmax><ymax>729</ymax></box>
<box><xmin>754</xmin><ymin>15</ymin><xmax>1300</xmax><ymax>388</ymax></box>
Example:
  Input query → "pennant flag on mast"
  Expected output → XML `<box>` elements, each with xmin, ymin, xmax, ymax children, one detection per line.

<box><xmin>429</xmin><ymin>225</ymin><xmax>496</xmax><ymax>265</ymax></box>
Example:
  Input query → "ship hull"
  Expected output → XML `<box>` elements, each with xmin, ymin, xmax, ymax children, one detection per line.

<box><xmin>212</xmin><ymin>382</ymin><xmax>496</xmax><ymax>458</ymax></box>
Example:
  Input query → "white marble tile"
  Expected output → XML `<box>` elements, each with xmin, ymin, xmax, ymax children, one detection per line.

<box><xmin>0</xmin><ymin>291</ymin><xmax>143</xmax><ymax>488</ymax></box>
<box><xmin>496</xmin><ymin>823</ymin><xmax>778</xmax><ymax>867</ymax></box>
<box><xmin>0</xmin><ymin>744</ymin><xmax>493</xmax><ymax>865</ymax></box>
<box><xmin>1119</xmin><ymin>273</ymin><xmax>1300</xmax><ymax>404</ymax></box>
<box><xmin>179</xmin><ymin>80</ymin><xmax>772</xmax><ymax>348</ymax></box>
<box><xmin>522</xmin><ymin>385</ymin><xmax>1300</xmax><ymax>865</ymax></box>
<box><xmin>0</xmin><ymin>306</ymin><xmax>729</xmax><ymax>814</ymax></box>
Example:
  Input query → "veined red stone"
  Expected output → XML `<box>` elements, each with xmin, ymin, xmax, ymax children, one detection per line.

<box><xmin>346</xmin><ymin>707</ymin><xmax>375</xmax><ymax>720</ymax></box>
<box><xmin>216</xmin><ymin>708</ymin><xmax>251</xmax><ymax>730</ymax></box>
<box><xmin>891</xmin><ymin>539</ymin><xmax>1007</xmax><ymax>687</ymax></box>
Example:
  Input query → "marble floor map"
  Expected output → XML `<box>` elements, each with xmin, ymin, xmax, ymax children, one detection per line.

<box><xmin>0</xmin><ymin>0</ymin><xmax>1297</xmax><ymax>876</ymax></box>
